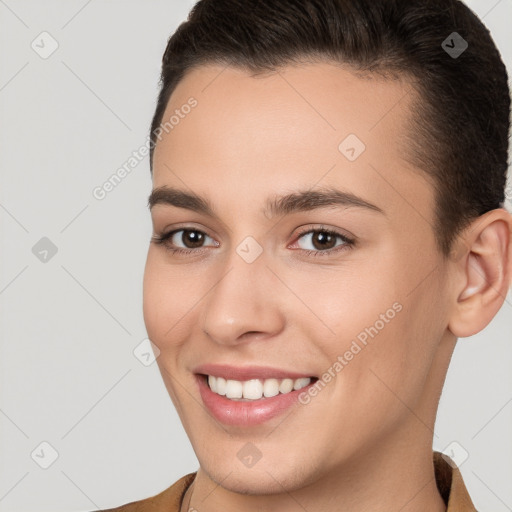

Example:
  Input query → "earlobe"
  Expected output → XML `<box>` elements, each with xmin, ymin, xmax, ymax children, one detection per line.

<box><xmin>448</xmin><ymin>209</ymin><xmax>512</xmax><ymax>338</ymax></box>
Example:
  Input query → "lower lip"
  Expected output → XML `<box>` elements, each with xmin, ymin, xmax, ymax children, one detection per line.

<box><xmin>196</xmin><ymin>374</ymin><xmax>316</xmax><ymax>427</ymax></box>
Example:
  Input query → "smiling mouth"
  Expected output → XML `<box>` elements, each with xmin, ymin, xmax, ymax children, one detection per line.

<box><xmin>199</xmin><ymin>374</ymin><xmax>319</xmax><ymax>401</ymax></box>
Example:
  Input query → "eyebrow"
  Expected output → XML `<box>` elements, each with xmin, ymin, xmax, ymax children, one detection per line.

<box><xmin>148</xmin><ymin>185</ymin><xmax>385</xmax><ymax>219</ymax></box>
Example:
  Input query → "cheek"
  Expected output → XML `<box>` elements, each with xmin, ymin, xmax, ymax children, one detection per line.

<box><xmin>339</xmin><ymin>272</ymin><xmax>446</xmax><ymax>424</ymax></box>
<box><xmin>143</xmin><ymin>251</ymin><xmax>214</xmax><ymax>353</ymax></box>
<box><xmin>296</xmin><ymin>261</ymin><xmax>402</xmax><ymax>353</ymax></box>
<box><xmin>302</xmin><ymin>253</ymin><xmax>441</xmax><ymax>404</ymax></box>
<box><xmin>143</xmin><ymin>252</ymin><xmax>186</xmax><ymax>346</ymax></box>
<box><xmin>142</xmin><ymin>255</ymin><xmax>164</xmax><ymax>341</ymax></box>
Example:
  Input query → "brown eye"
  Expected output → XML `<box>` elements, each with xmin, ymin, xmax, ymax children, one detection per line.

<box><xmin>295</xmin><ymin>228</ymin><xmax>353</xmax><ymax>255</ymax></box>
<box><xmin>306</xmin><ymin>231</ymin><xmax>338</xmax><ymax>250</ymax></box>
<box><xmin>299</xmin><ymin>229</ymin><xmax>350</xmax><ymax>251</ymax></box>
<box><xmin>176</xmin><ymin>229</ymin><xmax>206</xmax><ymax>249</ymax></box>
<box><xmin>151</xmin><ymin>228</ymin><xmax>217</xmax><ymax>255</ymax></box>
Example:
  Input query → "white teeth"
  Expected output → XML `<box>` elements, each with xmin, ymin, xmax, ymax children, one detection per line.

<box><xmin>263</xmin><ymin>378</ymin><xmax>280</xmax><ymax>397</ymax></box>
<box><xmin>293</xmin><ymin>377</ymin><xmax>311</xmax><ymax>391</ymax></box>
<box><xmin>279</xmin><ymin>378</ymin><xmax>294</xmax><ymax>394</ymax></box>
<box><xmin>243</xmin><ymin>379</ymin><xmax>263</xmax><ymax>399</ymax></box>
<box><xmin>207</xmin><ymin>375</ymin><xmax>312</xmax><ymax>400</ymax></box>
<box><xmin>225</xmin><ymin>379</ymin><xmax>243</xmax><ymax>399</ymax></box>
<box><xmin>216</xmin><ymin>376</ymin><xmax>227</xmax><ymax>395</ymax></box>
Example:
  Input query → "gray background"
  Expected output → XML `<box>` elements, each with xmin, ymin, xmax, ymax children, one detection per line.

<box><xmin>0</xmin><ymin>1</ymin><xmax>511</xmax><ymax>510</ymax></box>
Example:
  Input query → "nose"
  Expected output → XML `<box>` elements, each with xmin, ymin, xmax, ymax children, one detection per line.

<box><xmin>201</xmin><ymin>250</ymin><xmax>285</xmax><ymax>346</ymax></box>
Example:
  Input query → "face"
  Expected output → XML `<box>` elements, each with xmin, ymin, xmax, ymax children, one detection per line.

<box><xmin>143</xmin><ymin>62</ymin><xmax>454</xmax><ymax>494</ymax></box>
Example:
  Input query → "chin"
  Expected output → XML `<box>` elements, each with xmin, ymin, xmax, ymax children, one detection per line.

<box><xmin>199</xmin><ymin>455</ymin><xmax>320</xmax><ymax>496</ymax></box>
<box><xmin>207</xmin><ymin>467</ymin><xmax>295</xmax><ymax>495</ymax></box>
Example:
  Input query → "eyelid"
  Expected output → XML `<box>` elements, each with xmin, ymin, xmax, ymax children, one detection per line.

<box><xmin>162</xmin><ymin>225</ymin><xmax>218</xmax><ymax>247</ymax></box>
<box><xmin>289</xmin><ymin>225</ymin><xmax>355</xmax><ymax>257</ymax></box>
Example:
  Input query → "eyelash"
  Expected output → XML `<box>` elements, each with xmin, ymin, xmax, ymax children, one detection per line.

<box><xmin>151</xmin><ymin>225</ymin><xmax>355</xmax><ymax>258</ymax></box>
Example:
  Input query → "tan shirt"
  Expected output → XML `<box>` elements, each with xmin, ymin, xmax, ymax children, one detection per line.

<box><xmin>99</xmin><ymin>451</ymin><xmax>477</xmax><ymax>511</ymax></box>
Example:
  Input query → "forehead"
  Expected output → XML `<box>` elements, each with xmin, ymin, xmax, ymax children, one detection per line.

<box><xmin>152</xmin><ymin>61</ymin><xmax>434</xmax><ymax>226</ymax></box>
<box><xmin>157</xmin><ymin>61</ymin><xmax>415</xmax><ymax>151</ymax></box>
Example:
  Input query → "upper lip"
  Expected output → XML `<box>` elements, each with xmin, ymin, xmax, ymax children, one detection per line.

<box><xmin>193</xmin><ymin>363</ymin><xmax>316</xmax><ymax>381</ymax></box>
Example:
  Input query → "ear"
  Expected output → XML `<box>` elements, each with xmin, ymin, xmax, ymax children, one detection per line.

<box><xmin>448</xmin><ymin>208</ymin><xmax>512</xmax><ymax>338</ymax></box>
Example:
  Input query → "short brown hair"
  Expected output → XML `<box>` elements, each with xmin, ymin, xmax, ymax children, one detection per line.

<box><xmin>149</xmin><ymin>0</ymin><xmax>510</xmax><ymax>257</ymax></box>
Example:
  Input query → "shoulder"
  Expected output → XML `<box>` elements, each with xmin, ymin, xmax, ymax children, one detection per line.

<box><xmin>93</xmin><ymin>472</ymin><xmax>196</xmax><ymax>512</ymax></box>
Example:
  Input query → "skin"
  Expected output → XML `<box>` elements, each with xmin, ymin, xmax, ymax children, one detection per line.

<box><xmin>143</xmin><ymin>61</ymin><xmax>512</xmax><ymax>512</ymax></box>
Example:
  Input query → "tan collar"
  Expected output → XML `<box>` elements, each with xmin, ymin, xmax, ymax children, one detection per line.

<box><xmin>433</xmin><ymin>451</ymin><xmax>477</xmax><ymax>510</ymax></box>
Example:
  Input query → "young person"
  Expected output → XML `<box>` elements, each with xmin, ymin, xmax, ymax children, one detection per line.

<box><xmin>101</xmin><ymin>0</ymin><xmax>511</xmax><ymax>510</ymax></box>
